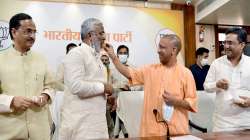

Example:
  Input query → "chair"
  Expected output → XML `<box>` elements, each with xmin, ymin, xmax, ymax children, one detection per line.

<box><xmin>189</xmin><ymin>120</ymin><xmax>207</xmax><ymax>133</ymax></box>
<box><xmin>189</xmin><ymin>91</ymin><xmax>216</xmax><ymax>133</ymax></box>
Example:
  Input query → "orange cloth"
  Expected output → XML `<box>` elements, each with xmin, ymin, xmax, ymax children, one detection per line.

<box><xmin>129</xmin><ymin>63</ymin><xmax>197</xmax><ymax>137</ymax></box>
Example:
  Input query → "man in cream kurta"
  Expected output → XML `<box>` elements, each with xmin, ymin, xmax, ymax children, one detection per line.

<box><xmin>0</xmin><ymin>13</ymin><xmax>54</xmax><ymax>140</ymax></box>
<box><xmin>59</xmin><ymin>18</ymin><xmax>112</xmax><ymax>140</ymax></box>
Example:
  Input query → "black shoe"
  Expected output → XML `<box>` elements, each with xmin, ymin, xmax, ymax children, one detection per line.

<box><xmin>115</xmin><ymin>135</ymin><xmax>119</xmax><ymax>138</ymax></box>
<box><xmin>124</xmin><ymin>133</ymin><xmax>129</xmax><ymax>138</ymax></box>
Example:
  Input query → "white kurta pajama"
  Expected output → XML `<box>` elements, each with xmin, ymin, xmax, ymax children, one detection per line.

<box><xmin>204</xmin><ymin>54</ymin><xmax>250</xmax><ymax>132</ymax></box>
<box><xmin>0</xmin><ymin>47</ymin><xmax>54</xmax><ymax>140</ymax></box>
<box><xmin>59</xmin><ymin>43</ymin><xmax>108</xmax><ymax>140</ymax></box>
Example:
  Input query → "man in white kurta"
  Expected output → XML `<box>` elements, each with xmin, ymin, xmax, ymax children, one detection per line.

<box><xmin>0</xmin><ymin>13</ymin><xmax>54</xmax><ymax>140</ymax></box>
<box><xmin>59</xmin><ymin>18</ymin><xmax>112</xmax><ymax>140</ymax></box>
<box><xmin>204</xmin><ymin>28</ymin><xmax>250</xmax><ymax>131</ymax></box>
<box><xmin>111</xmin><ymin>45</ymin><xmax>142</xmax><ymax>138</ymax></box>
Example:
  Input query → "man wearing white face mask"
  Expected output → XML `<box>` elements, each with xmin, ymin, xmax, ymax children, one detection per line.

<box><xmin>113</xmin><ymin>45</ymin><xmax>143</xmax><ymax>91</ymax></box>
<box><xmin>111</xmin><ymin>45</ymin><xmax>143</xmax><ymax>138</ymax></box>
<box><xmin>117</xmin><ymin>45</ymin><xmax>129</xmax><ymax>64</ymax></box>
<box><xmin>112</xmin><ymin>45</ymin><xmax>130</xmax><ymax>138</ymax></box>
<box><xmin>113</xmin><ymin>45</ymin><xmax>132</xmax><ymax>91</ymax></box>
<box><xmin>190</xmin><ymin>47</ymin><xmax>210</xmax><ymax>90</ymax></box>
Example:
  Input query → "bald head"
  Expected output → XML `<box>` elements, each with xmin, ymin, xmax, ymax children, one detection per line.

<box><xmin>161</xmin><ymin>34</ymin><xmax>182</xmax><ymax>54</ymax></box>
<box><xmin>157</xmin><ymin>34</ymin><xmax>182</xmax><ymax>66</ymax></box>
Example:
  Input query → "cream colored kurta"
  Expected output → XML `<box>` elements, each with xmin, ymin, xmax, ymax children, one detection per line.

<box><xmin>55</xmin><ymin>63</ymin><xmax>65</xmax><ymax>91</ymax></box>
<box><xmin>0</xmin><ymin>47</ymin><xmax>54</xmax><ymax>140</ymax></box>
<box><xmin>59</xmin><ymin>43</ymin><xmax>108</xmax><ymax>140</ymax></box>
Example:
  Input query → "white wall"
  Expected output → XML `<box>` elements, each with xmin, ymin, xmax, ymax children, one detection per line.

<box><xmin>196</xmin><ymin>25</ymin><xmax>216</xmax><ymax>64</ymax></box>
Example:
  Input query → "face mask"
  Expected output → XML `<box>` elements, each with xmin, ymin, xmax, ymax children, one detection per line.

<box><xmin>118</xmin><ymin>54</ymin><xmax>128</xmax><ymax>64</ymax></box>
<box><xmin>162</xmin><ymin>103</ymin><xmax>174</xmax><ymax>121</ymax></box>
<box><xmin>201</xmin><ymin>58</ymin><xmax>209</xmax><ymax>66</ymax></box>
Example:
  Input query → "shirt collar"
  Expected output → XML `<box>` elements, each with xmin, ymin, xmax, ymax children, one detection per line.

<box><xmin>224</xmin><ymin>54</ymin><xmax>246</xmax><ymax>67</ymax></box>
<box><xmin>11</xmin><ymin>44</ymin><xmax>31</xmax><ymax>56</ymax></box>
<box><xmin>81</xmin><ymin>42</ymin><xmax>100</xmax><ymax>58</ymax></box>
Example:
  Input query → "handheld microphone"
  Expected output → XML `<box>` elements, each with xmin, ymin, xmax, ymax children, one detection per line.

<box><xmin>153</xmin><ymin>109</ymin><xmax>171</xmax><ymax>140</ymax></box>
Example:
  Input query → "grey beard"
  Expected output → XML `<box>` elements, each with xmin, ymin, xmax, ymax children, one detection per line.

<box><xmin>91</xmin><ymin>40</ymin><xmax>101</xmax><ymax>53</ymax></box>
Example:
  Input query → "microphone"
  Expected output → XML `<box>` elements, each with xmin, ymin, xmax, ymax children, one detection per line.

<box><xmin>153</xmin><ymin>109</ymin><xmax>171</xmax><ymax>140</ymax></box>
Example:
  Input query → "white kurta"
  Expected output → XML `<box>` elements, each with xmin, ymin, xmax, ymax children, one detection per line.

<box><xmin>0</xmin><ymin>47</ymin><xmax>54</xmax><ymax>140</ymax></box>
<box><xmin>204</xmin><ymin>54</ymin><xmax>250</xmax><ymax>132</ymax></box>
<box><xmin>59</xmin><ymin>43</ymin><xmax>108</xmax><ymax>140</ymax></box>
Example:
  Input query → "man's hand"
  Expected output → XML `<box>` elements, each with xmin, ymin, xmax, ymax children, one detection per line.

<box><xmin>162</xmin><ymin>90</ymin><xmax>192</xmax><ymax>110</ymax></box>
<box><xmin>107</xmin><ymin>96</ymin><xmax>115</xmax><ymax>105</ymax></box>
<box><xmin>111</xmin><ymin>100</ymin><xmax>117</xmax><ymax>112</ymax></box>
<box><xmin>216</xmin><ymin>79</ymin><xmax>229</xmax><ymax>90</ymax></box>
<box><xmin>104</xmin><ymin>83</ymin><xmax>113</xmax><ymax>96</ymax></box>
<box><xmin>162</xmin><ymin>90</ymin><xmax>178</xmax><ymax>106</ymax></box>
<box><xmin>120</xmin><ymin>84</ymin><xmax>131</xmax><ymax>91</ymax></box>
<box><xmin>103</xmin><ymin>43</ymin><xmax>116</xmax><ymax>60</ymax></box>
<box><xmin>33</xmin><ymin>93</ymin><xmax>49</xmax><ymax>107</ymax></box>
<box><xmin>107</xmin><ymin>96</ymin><xmax>117</xmax><ymax>112</ymax></box>
<box><xmin>11</xmin><ymin>96</ymin><xmax>33</xmax><ymax>112</ymax></box>
<box><xmin>234</xmin><ymin>96</ymin><xmax>250</xmax><ymax>108</ymax></box>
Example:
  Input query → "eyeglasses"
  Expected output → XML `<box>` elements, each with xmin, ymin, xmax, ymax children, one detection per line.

<box><xmin>90</xmin><ymin>31</ymin><xmax>105</xmax><ymax>37</ymax></box>
<box><xmin>18</xmin><ymin>28</ymin><xmax>37</xmax><ymax>36</ymax></box>
<box><xmin>223</xmin><ymin>40</ymin><xmax>242</xmax><ymax>46</ymax></box>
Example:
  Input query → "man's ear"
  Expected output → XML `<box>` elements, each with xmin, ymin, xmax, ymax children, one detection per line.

<box><xmin>11</xmin><ymin>28</ymin><xmax>17</xmax><ymax>39</ymax></box>
<box><xmin>196</xmin><ymin>55</ymin><xmax>201</xmax><ymax>60</ymax></box>
<box><xmin>172</xmin><ymin>47</ymin><xmax>178</xmax><ymax>55</ymax></box>
<box><xmin>241</xmin><ymin>42</ymin><xmax>246</xmax><ymax>51</ymax></box>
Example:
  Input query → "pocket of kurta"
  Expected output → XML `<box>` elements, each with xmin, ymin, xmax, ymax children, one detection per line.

<box><xmin>33</xmin><ymin>73</ymin><xmax>45</xmax><ymax>92</ymax></box>
<box><xmin>34</xmin><ymin>73</ymin><xmax>44</xmax><ymax>82</ymax></box>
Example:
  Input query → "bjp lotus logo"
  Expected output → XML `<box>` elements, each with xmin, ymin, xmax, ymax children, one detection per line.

<box><xmin>0</xmin><ymin>20</ymin><xmax>11</xmax><ymax>51</ymax></box>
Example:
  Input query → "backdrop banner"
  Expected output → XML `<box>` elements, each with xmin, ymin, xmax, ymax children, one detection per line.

<box><xmin>0</xmin><ymin>1</ymin><xmax>184</xmax><ymax>71</ymax></box>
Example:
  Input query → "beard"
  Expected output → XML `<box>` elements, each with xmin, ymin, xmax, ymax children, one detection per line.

<box><xmin>225</xmin><ymin>49</ymin><xmax>233</xmax><ymax>59</ymax></box>
<box><xmin>91</xmin><ymin>39</ymin><xmax>102</xmax><ymax>53</ymax></box>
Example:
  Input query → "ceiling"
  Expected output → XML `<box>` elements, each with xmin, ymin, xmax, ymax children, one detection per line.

<box><xmin>197</xmin><ymin>0</ymin><xmax>250</xmax><ymax>26</ymax></box>
<box><xmin>166</xmin><ymin>0</ymin><xmax>197</xmax><ymax>4</ymax></box>
<box><xmin>121</xmin><ymin>0</ymin><xmax>198</xmax><ymax>5</ymax></box>
<box><xmin>33</xmin><ymin>0</ymin><xmax>198</xmax><ymax>5</ymax></box>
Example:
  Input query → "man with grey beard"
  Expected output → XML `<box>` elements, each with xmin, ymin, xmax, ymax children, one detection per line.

<box><xmin>59</xmin><ymin>18</ymin><xmax>113</xmax><ymax>140</ymax></box>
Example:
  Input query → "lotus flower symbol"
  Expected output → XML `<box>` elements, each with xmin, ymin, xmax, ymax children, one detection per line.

<box><xmin>0</xmin><ymin>26</ymin><xmax>9</xmax><ymax>48</ymax></box>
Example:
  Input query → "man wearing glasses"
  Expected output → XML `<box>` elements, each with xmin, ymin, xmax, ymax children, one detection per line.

<box><xmin>204</xmin><ymin>28</ymin><xmax>250</xmax><ymax>132</ymax></box>
<box><xmin>0</xmin><ymin>13</ymin><xmax>54</xmax><ymax>140</ymax></box>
